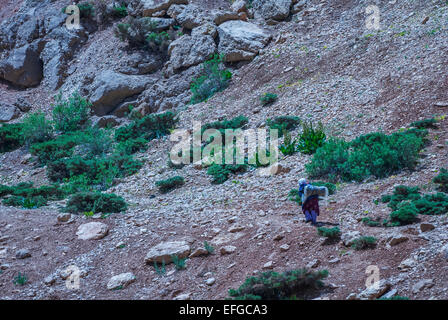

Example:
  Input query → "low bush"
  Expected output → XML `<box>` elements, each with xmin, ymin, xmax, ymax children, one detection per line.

<box><xmin>381</xmin><ymin>185</ymin><xmax>421</xmax><ymax>211</ymax></box>
<box><xmin>64</xmin><ymin>192</ymin><xmax>127</xmax><ymax>214</ymax></box>
<box><xmin>171</xmin><ymin>255</ymin><xmax>187</xmax><ymax>270</ymax></box>
<box><xmin>410</xmin><ymin>118</ymin><xmax>437</xmax><ymax>129</ymax></box>
<box><xmin>317</xmin><ymin>227</ymin><xmax>341</xmax><ymax>240</ymax></box>
<box><xmin>361</xmin><ymin>217</ymin><xmax>382</xmax><ymax>227</ymax></box>
<box><xmin>207</xmin><ymin>163</ymin><xmax>248</xmax><ymax>184</ymax></box>
<box><xmin>155</xmin><ymin>176</ymin><xmax>185</xmax><ymax>193</ymax></box>
<box><xmin>279</xmin><ymin>130</ymin><xmax>298</xmax><ymax>156</ymax></box>
<box><xmin>433</xmin><ymin>168</ymin><xmax>448</xmax><ymax>192</ymax></box>
<box><xmin>389</xmin><ymin>201</ymin><xmax>418</xmax><ymax>225</ymax></box>
<box><xmin>190</xmin><ymin>54</ymin><xmax>232</xmax><ymax>104</ymax></box>
<box><xmin>296</xmin><ymin>121</ymin><xmax>326</xmax><ymax>155</ymax></box>
<box><xmin>112</xmin><ymin>3</ymin><xmax>128</xmax><ymax>18</ymax></box>
<box><xmin>3</xmin><ymin>195</ymin><xmax>47</xmax><ymax>209</ymax></box>
<box><xmin>228</xmin><ymin>269</ymin><xmax>329</xmax><ymax>300</ymax></box>
<box><xmin>259</xmin><ymin>93</ymin><xmax>278</xmax><ymax>105</ymax></box>
<box><xmin>0</xmin><ymin>182</ymin><xmax>65</xmax><ymax>208</ymax></box>
<box><xmin>62</xmin><ymin>2</ymin><xmax>95</xmax><ymax>18</ymax></box>
<box><xmin>115</xmin><ymin>111</ymin><xmax>178</xmax><ymax>142</ymax></box>
<box><xmin>21</xmin><ymin>112</ymin><xmax>53</xmax><ymax>146</ymax></box>
<box><xmin>351</xmin><ymin>236</ymin><xmax>377</xmax><ymax>250</ymax></box>
<box><xmin>266</xmin><ymin>116</ymin><xmax>300</xmax><ymax>136</ymax></box>
<box><xmin>306</xmin><ymin>129</ymin><xmax>427</xmax><ymax>182</ymax></box>
<box><xmin>413</xmin><ymin>193</ymin><xmax>448</xmax><ymax>215</ymax></box>
<box><xmin>116</xmin><ymin>137</ymin><xmax>148</xmax><ymax>155</ymax></box>
<box><xmin>52</xmin><ymin>92</ymin><xmax>91</xmax><ymax>133</ymax></box>
<box><xmin>0</xmin><ymin>123</ymin><xmax>24</xmax><ymax>153</ymax></box>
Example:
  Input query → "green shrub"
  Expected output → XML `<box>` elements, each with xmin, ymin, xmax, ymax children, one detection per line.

<box><xmin>306</xmin><ymin>129</ymin><xmax>426</xmax><ymax>182</ymax></box>
<box><xmin>146</xmin><ymin>31</ymin><xmax>173</xmax><ymax>54</ymax></box>
<box><xmin>260</xmin><ymin>93</ymin><xmax>278</xmax><ymax>105</ymax></box>
<box><xmin>116</xmin><ymin>137</ymin><xmax>148</xmax><ymax>155</ymax></box>
<box><xmin>279</xmin><ymin>131</ymin><xmax>298</xmax><ymax>156</ymax></box>
<box><xmin>207</xmin><ymin>163</ymin><xmax>248</xmax><ymax>184</ymax></box>
<box><xmin>204</xmin><ymin>241</ymin><xmax>214</xmax><ymax>254</ymax></box>
<box><xmin>190</xmin><ymin>54</ymin><xmax>232</xmax><ymax>104</ymax></box>
<box><xmin>413</xmin><ymin>193</ymin><xmax>448</xmax><ymax>215</ymax></box>
<box><xmin>171</xmin><ymin>255</ymin><xmax>187</xmax><ymax>270</ymax></box>
<box><xmin>3</xmin><ymin>195</ymin><xmax>47</xmax><ymax>209</ymax></box>
<box><xmin>52</xmin><ymin>92</ymin><xmax>91</xmax><ymax>133</ymax></box>
<box><xmin>381</xmin><ymin>185</ymin><xmax>421</xmax><ymax>211</ymax></box>
<box><xmin>13</xmin><ymin>272</ymin><xmax>28</xmax><ymax>286</ymax></box>
<box><xmin>112</xmin><ymin>4</ymin><xmax>128</xmax><ymax>18</ymax></box>
<box><xmin>351</xmin><ymin>236</ymin><xmax>377</xmax><ymax>250</ymax></box>
<box><xmin>297</xmin><ymin>121</ymin><xmax>326</xmax><ymax>155</ymax></box>
<box><xmin>228</xmin><ymin>269</ymin><xmax>329</xmax><ymax>300</ymax></box>
<box><xmin>77</xmin><ymin>127</ymin><xmax>113</xmax><ymax>157</ymax></box>
<box><xmin>0</xmin><ymin>182</ymin><xmax>65</xmax><ymax>208</ymax></box>
<box><xmin>0</xmin><ymin>123</ymin><xmax>24</xmax><ymax>153</ymax></box>
<box><xmin>361</xmin><ymin>217</ymin><xmax>382</xmax><ymax>227</ymax></box>
<box><xmin>389</xmin><ymin>201</ymin><xmax>418</xmax><ymax>225</ymax></box>
<box><xmin>202</xmin><ymin>115</ymin><xmax>248</xmax><ymax>135</ymax></box>
<box><xmin>266</xmin><ymin>116</ymin><xmax>300</xmax><ymax>136</ymax></box>
<box><xmin>64</xmin><ymin>192</ymin><xmax>127</xmax><ymax>214</ymax></box>
<box><xmin>30</xmin><ymin>131</ymin><xmax>85</xmax><ymax>164</ymax></box>
<box><xmin>378</xmin><ymin>295</ymin><xmax>410</xmax><ymax>300</ymax></box>
<box><xmin>21</xmin><ymin>112</ymin><xmax>53</xmax><ymax>146</ymax></box>
<box><xmin>433</xmin><ymin>168</ymin><xmax>448</xmax><ymax>192</ymax></box>
<box><xmin>115</xmin><ymin>111</ymin><xmax>178</xmax><ymax>142</ymax></box>
<box><xmin>410</xmin><ymin>118</ymin><xmax>437</xmax><ymax>129</ymax></box>
<box><xmin>317</xmin><ymin>227</ymin><xmax>341</xmax><ymax>240</ymax></box>
<box><xmin>155</xmin><ymin>176</ymin><xmax>185</xmax><ymax>193</ymax></box>
<box><xmin>288</xmin><ymin>189</ymin><xmax>301</xmax><ymax>205</ymax></box>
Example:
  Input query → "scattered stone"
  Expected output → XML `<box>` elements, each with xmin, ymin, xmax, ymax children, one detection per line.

<box><xmin>173</xmin><ymin>293</ymin><xmax>191</xmax><ymax>300</ymax></box>
<box><xmin>220</xmin><ymin>245</ymin><xmax>236</xmax><ymax>255</ymax></box>
<box><xmin>44</xmin><ymin>275</ymin><xmax>56</xmax><ymax>286</ymax></box>
<box><xmin>189</xmin><ymin>248</ymin><xmax>208</xmax><ymax>258</ymax></box>
<box><xmin>434</xmin><ymin>101</ymin><xmax>448</xmax><ymax>107</ymax></box>
<box><xmin>399</xmin><ymin>257</ymin><xmax>417</xmax><ymax>271</ymax></box>
<box><xmin>341</xmin><ymin>231</ymin><xmax>361</xmax><ymax>246</ymax></box>
<box><xmin>420</xmin><ymin>223</ymin><xmax>435</xmax><ymax>233</ymax></box>
<box><xmin>263</xmin><ymin>261</ymin><xmax>274</xmax><ymax>269</ymax></box>
<box><xmin>279</xmin><ymin>244</ymin><xmax>290</xmax><ymax>252</ymax></box>
<box><xmin>168</xmin><ymin>34</ymin><xmax>216</xmax><ymax>71</ymax></box>
<box><xmin>57</xmin><ymin>213</ymin><xmax>71</xmax><ymax>223</ymax></box>
<box><xmin>306</xmin><ymin>259</ymin><xmax>320</xmax><ymax>269</ymax></box>
<box><xmin>15</xmin><ymin>249</ymin><xmax>31</xmax><ymax>259</ymax></box>
<box><xmin>107</xmin><ymin>272</ymin><xmax>136</xmax><ymax>290</ymax></box>
<box><xmin>328</xmin><ymin>257</ymin><xmax>340</xmax><ymax>264</ymax></box>
<box><xmin>389</xmin><ymin>234</ymin><xmax>409</xmax><ymax>246</ymax></box>
<box><xmin>76</xmin><ymin>222</ymin><xmax>109</xmax><ymax>240</ymax></box>
<box><xmin>205</xmin><ymin>278</ymin><xmax>215</xmax><ymax>286</ymax></box>
<box><xmin>252</xmin><ymin>0</ymin><xmax>292</xmax><ymax>21</ymax></box>
<box><xmin>357</xmin><ymin>280</ymin><xmax>391</xmax><ymax>300</ymax></box>
<box><xmin>412</xmin><ymin>279</ymin><xmax>434</xmax><ymax>293</ymax></box>
<box><xmin>228</xmin><ymin>224</ymin><xmax>245</xmax><ymax>233</ymax></box>
<box><xmin>144</xmin><ymin>240</ymin><xmax>191</xmax><ymax>264</ymax></box>
<box><xmin>0</xmin><ymin>103</ymin><xmax>20</xmax><ymax>122</ymax></box>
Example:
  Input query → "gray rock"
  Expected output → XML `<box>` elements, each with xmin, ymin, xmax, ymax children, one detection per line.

<box><xmin>131</xmin><ymin>0</ymin><xmax>189</xmax><ymax>17</ymax></box>
<box><xmin>168</xmin><ymin>34</ymin><xmax>216</xmax><ymax>71</ymax></box>
<box><xmin>420</xmin><ymin>223</ymin><xmax>435</xmax><ymax>232</ymax></box>
<box><xmin>0</xmin><ymin>44</ymin><xmax>43</xmax><ymax>87</ymax></box>
<box><xmin>357</xmin><ymin>280</ymin><xmax>391</xmax><ymax>300</ymax></box>
<box><xmin>91</xmin><ymin>115</ymin><xmax>122</xmax><ymax>128</ymax></box>
<box><xmin>167</xmin><ymin>4</ymin><xmax>204</xmax><ymax>29</ymax></box>
<box><xmin>205</xmin><ymin>277</ymin><xmax>215</xmax><ymax>286</ymax></box>
<box><xmin>88</xmin><ymin>70</ymin><xmax>149</xmax><ymax>116</ymax></box>
<box><xmin>412</xmin><ymin>279</ymin><xmax>434</xmax><ymax>293</ymax></box>
<box><xmin>217</xmin><ymin>20</ymin><xmax>271</xmax><ymax>62</ymax></box>
<box><xmin>57</xmin><ymin>213</ymin><xmax>71</xmax><ymax>223</ymax></box>
<box><xmin>341</xmin><ymin>231</ymin><xmax>361</xmax><ymax>247</ymax></box>
<box><xmin>144</xmin><ymin>240</ymin><xmax>191</xmax><ymax>264</ymax></box>
<box><xmin>107</xmin><ymin>272</ymin><xmax>136</xmax><ymax>290</ymax></box>
<box><xmin>212</xmin><ymin>10</ymin><xmax>240</xmax><ymax>25</ymax></box>
<box><xmin>76</xmin><ymin>222</ymin><xmax>109</xmax><ymax>240</ymax></box>
<box><xmin>220</xmin><ymin>245</ymin><xmax>236</xmax><ymax>255</ymax></box>
<box><xmin>14</xmin><ymin>97</ymin><xmax>32</xmax><ymax>112</ymax></box>
<box><xmin>389</xmin><ymin>234</ymin><xmax>409</xmax><ymax>246</ymax></box>
<box><xmin>252</xmin><ymin>0</ymin><xmax>292</xmax><ymax>21</ymax></box>
<box><xmin>0</xmin><ymin>104</ymin><xmax>20</xmax><ymax>122</ymax></box>
<box><xmin>16</xmin><ymin>249</ymin><xmax>31</xmax><ymax>259</ymax></box>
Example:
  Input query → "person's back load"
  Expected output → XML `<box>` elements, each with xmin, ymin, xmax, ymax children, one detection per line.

<box><xmin>304</xmin><ymin>185</ymin><xmax>328</xmax><ymax>201</ymax></box>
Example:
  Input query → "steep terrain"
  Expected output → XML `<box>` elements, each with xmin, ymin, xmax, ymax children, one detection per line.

<box><xmin>0</xmin><ymin>0</ymin><xmax>448</xmax><ymax>300</ymax></box>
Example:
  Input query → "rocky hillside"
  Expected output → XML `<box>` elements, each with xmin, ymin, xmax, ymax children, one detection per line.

<box><xmin>0</xmin><ymin>0</ymin><xmax>448</xmax><ymax>300</ymax></box>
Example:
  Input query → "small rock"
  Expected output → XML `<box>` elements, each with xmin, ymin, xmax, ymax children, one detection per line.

<box><xmin>76</xmin><ymin>222</ymin><xmax>109</xmax><ymax>240</ymax></box>
<box><xmin>306</xmin><ymin>259</ymin><xmax>320</xmax><ymax>269</ymax></box>
<box><xmin>44</xmin><ymin>275</ymin><xmax>56</xmax><ymax>286</ymax></box>
<box><xmin>279</xmin><ymin>244</ymin><xmax>290</xmax><ymax>252</ymax></box>
<box><xmin>189</xmin><ymin>248</ymin><xmax>209</xmax><ymax>258</ymax></box>
<box><xmin>220</xmin><ymin>245</ymin><xmax>236</xmax><ymax>255</ymax></box>
<box><xmin>329</xmin><ymin>258</ymin><xmax>340</xmax><ymax>264</ymax></box>
<box><xmin>388</xmin><ymin>234</ymin><xmax>409</xmax><ymax>246</ymax></box>
<box><xmin>357</xmin><ymin>280</ymin><xmax>391</xmax><ymax>300</ymax></box>
<box><xmin>273</xmin><ymin>233</ymin><xmax>285</xmax><ymax>241</ymax></box>
<box><xmin>173</xmin><ymin>293</ymin><xmax>191</xmax><ymax>300</ymax></box>
<box><xmin>16</xmin><ymin>249</ymin><xmax>31</xmax><ymax>259</ymax></box>
<box><xmin>57</xmin><ymin>213</ymin><xmax>72</xmax><ymax>223</ymax></box>
<box><xmin>228</xmin><ymin>224</ymin><xmax>245</xmax><ymax>233</ymax></box>
<box><xmin>412</xmin><ymin>279</ymin><xmax>434</xmax><ymax>294</ymax></box>
<box><xmin>420</xmin><ymin>223</ymin><xmax>435</xmax><ymax>233</ymax></box>
<box><xmin>205</xmin><ymin>278</ymin><xmax>216</xmax><ymax>286</ymax></box>
<box><xmin>263</xmin><ymin>261</ymin><xmax>274</xmax><ymax>269</ymax></box>
<box><xmin>399</xmin><ymin>258</ymin><xmax>417</xmax><ymax>271</ymax></box>
<box><xmin>107</xmin><ymin>272</ymin><xmax>136</xmax><ymax>290</ymax></box>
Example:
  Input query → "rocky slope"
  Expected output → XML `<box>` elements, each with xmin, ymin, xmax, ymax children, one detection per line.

<box><xmin>0</xmin><ymin>0</ymin><xmax>448</xmax><ymax>300</ymax></box>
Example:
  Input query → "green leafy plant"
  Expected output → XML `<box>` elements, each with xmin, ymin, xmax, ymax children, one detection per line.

<box><xmin>260</xmin><ymin>92</ymin><xmax>278</xmax><ymax>105</ymax></box>
<box><xmin>204</xmin><ymin>241</ymin><xmax>215</xmax><ymax>254</ymax></box>
<box><xmin>190</xmin><ymin>54</ymin><xmax>232</xmax><ymax>104</ymax></box>
<box><xmin>64</xmin><ymin>192</ymin><xmax>127</xmax><ymax>214</ymax></box>
<box><xmin>410</xmin><ymin>118</ymin><xmax>437</xmax><ymax>129</ymax></box>
<box><xmin>228</xmin><ymin>269</ymin><xmax>329</xmax><ymax>300</ymax></box>
<box><xmin>13</xmin><ymin>272</ymin><xmax>28</xmax><ymax>286</ymax></box>
<box><xmin>154</xmin><ymin>260</ymin><xmax>166</xmax><ymax>275</ymax></box>
<box><xmin>171</xmin><ymin>255</ymin><xmax>187</xmax><ymax>270</ymax></box>
<box><xmin>21</xmin><ymin>112</ymin><xmax>53</xmax><ymax>146</ymax></box>
<box><xmin>0</xmin><ymin>123</ymin><xmax>24</xmax><ymax>153</ymax></box>
<box><xmin>207</xmin><ymin>163</ymin><xmax>248</xmax><ymax>184</ymax></box>
<box><xmin>279</xmin><ymin>130</ymin><xmax>298</xmax><ymax>156</ymax></box>
<box><xmin>351</xmin><ymin>236</ymin><xmax>377</xmax><ymax>250</ymax></box>
<box><xmin>433</xmin><ymin>168</ymin><xmax>448</xmax><ymax>192</ymax></box>
<box><xmin>317</xmin><ymin>227</ymin><xmax>341</xmax><ymax>241</ymax></box>
<box><xmin>112</xmin><ymin>4</ymin><xmax>128</xmax><ymax>18</ymax></box>
<box><xmin>155</xmin><ymin>176</ymin><xmax>185</xmax><ymax>193</ymax></box>
<box><xmin>297</xmin><ymin>121</ymin><xmax>326</xmax><ymax>155</ymax></box>
<box><xmin>52</xmin><ymin>92</ymin><xmax>91</xmax><ymax>133</ymax></box>
<box><xmin>266</xmin><ymin>116</ymin><xmax>300</xmax><ymax>136</ymax></box>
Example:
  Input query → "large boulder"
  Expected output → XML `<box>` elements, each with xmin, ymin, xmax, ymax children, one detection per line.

<box><xmin>88</xmin><ymin>70</ymin><xmax>149</xmax><ymax>116</ymax></box>
<box><xmin>144</xmin><ymin>240</ymin><xmax>191</xmax><ymax>264</ymax></box>
<box><xmin>0</xmin><ymin>44</ymin><xmax>43</xmax><ymax>87</ymax></box>
<box><xmin>252</xmin><ymin>0</ymin><xmax>292</xmax><ymax>21</ymax></box>
<box><xmin>217</xmin><ymin>20</ymin><xmax>271</xmax><ymax>62</ymax></box>
<box><xmin>167</xmin><ymin>4</ymin><xmax>204</xmax><ymax>29</ymax></box>
<box><xmin>131</xmin><ymin>0</ymin><xmax>189</xmax><ymax>17</ymax></box>
<box><xmin>76</xmin><ymin>222</ymin><xmax>109</xmax><ymax>240</ymax></box>
<box><xmin>168</xmin><ymin>34</ymin><xmax>216</xmax><ymax>71</ymax></box>
<box><xmin>0</xmin><ymin>104</ymin><xmax>20</xmax><ymax>123</ymax></box>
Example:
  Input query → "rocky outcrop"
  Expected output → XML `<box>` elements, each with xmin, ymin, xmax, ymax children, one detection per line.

<box><xmin>0</xmin><ymin>104</ymin><xmax>20</xmax><ymax>123</ymax></box>
<box><xmin>144</xmin><ymin>240</ymin><xmax>191</xmax><ymax>264</ymax></box>
<box><xmin>252</xmin><ymin>0</ymin><xmax>292</xmax><ymax>21</ymax></box>
<box><xmin>87</xmin><ymin>70</ymin><xmax>150</xmax><ymax>116</ymax></box>
<box><xmin>130</xmin><ymin>0</ymin><xmax>189</xmax><ymax>17</ymax></box>
<box><xmin>168</xmin><ymin>34</ymin><xmax>216</xmax><ymax>71</ymax></box>
<box><xmin>0</xmin><ymin>44</ymin><xmax>43</xmax><ymax>87</ymax></box>
<box><xmin>217</xmin><ymin>20</ymin><xmax>271</xmax><ymax>62</ymax></box>
<box><xmin>167</xmin><ymin>4</ymin><xmax>204</xmax><ymax>29</ymax></box>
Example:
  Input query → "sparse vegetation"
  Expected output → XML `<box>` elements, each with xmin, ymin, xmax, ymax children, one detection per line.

<box><xmin>154</xmin><ymin>260</ymin><xmax>166</xmax><ymax>275</ymax></box>
<box><xmin>171</xmin><ymin>255</ymin><xmax>187</xmax><ymax>270</ymax></box>
<box><xmin>207</xmin><ymin>163</ymin><xmax>248</xmax><ymax>184</ymax></box>
<box><xmin>266</xmin><ymin>116</ymin><xmax>300</xmax><ymax>136</ymax></box>
<box><xmin>433</xmin><ymin>168</ymin><xmax>448</xmax><ymax>192</ymax></box>
<box><xmin>204</xmin><ymin>241</ymin><xmax>214</xmax><ymax>254</ymax></box>
<box><xmin>279</xmin><ymin>130</ymin><xmax>298</xmax><ymax>156</ymax></box>
<box><xmin>296</xmin><ymin>121</ymin><xmax>326</xmax><ymax>155</ymax></box>
<box><xmin>13</xmin><ymin>272</ymin><xmax>28</xmax><ymax>286</ymax></box>
<box><xmin>64</xmin><ymin>192</ymin><xmax>127</xmax><ymax>214</ymax></box>
<box><xmin>190</xmin><ymin>54</ymin><xmax>232</xmax><ymax>104</ymax></box>
<box><xmin>228</xmin><ymin>269</ymin><xmax>329</xmax><ymax>300</ymax></box>
<box><xmin>52</xmin><ymin>92</ymin><xmax>91</xmax><ymax>133</ymax></box>
<box><xmin>0</xmin><ymin>123</ymin><xmax>24</xmax><ymax>153</ymax></box>
<box><xmin>21</xmin><ymin>112</ymin><xmax>53</xmax><ymax>146</ymax></box>
<box><xmin>259</xmin><ymin>92</ymin><xmax>278</xmax><ymax>105</ymax></box>
<box><xmin>155</xmin><ymin>176</ymin><xmax>185</xmax><ymax>193</ymax></box>
<box><xmin>317</xmin><ymin>227</ymin><xmax>341</xmax><ymax>241</ymax></box>
<box><xmin>410</xmin><ymin>118</ymin><xmax>437</xmax><ymax>129</ymax></box>
<box><xmin>351</xmin><ymin>236</ymin><xmax>377</xmax><ymax>250</ymax></box>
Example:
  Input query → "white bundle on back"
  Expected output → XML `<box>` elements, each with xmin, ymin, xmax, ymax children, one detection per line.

<box><xmin>304</xmin><ymin>185</ymin><xmax>328</xmax><ymax>201</ymax></box>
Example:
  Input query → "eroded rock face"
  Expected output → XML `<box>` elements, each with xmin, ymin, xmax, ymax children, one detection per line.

<box><xmin>0</xmin><ymin>44</ymin><xmax>43</xmax><ymax>87</ymax></box>
<box><xmin>87</xmin><ymin>70</ymin><xmax>150</xmax><ymax>116</ymax></box>
<box><xmin>167</xmin><ymin>4</ymin><xmax>204</xmax><ymax>29</ymax></box>
<box><xmin>130</xmin><ymin>0</ymin><xmax>189</xmax><ymax>17</ymax></box>
<box><xmin>168</xmin><ymin>34</ymin><xmax>216</xmax><ymax>71</ymax></box>
<box><xmin>252</xmin><ymin>0</ymin><xmax>292</xmax><ymax>21</ymax></box>
<box><xmin>217</xmin><ymin>20</ymin><xmax>271</xmax><ymax>62</ymax></box>
<box><xmin>144</xmin><ymin>240</ymin><xmax>191</xmax><ymax>264</ymax></box>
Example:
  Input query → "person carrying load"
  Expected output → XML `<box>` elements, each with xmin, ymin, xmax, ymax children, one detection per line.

<box><xmin>298</xmin><ymin>178</ymin><xmax>328</xmax><ymax>225</ymax></box>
